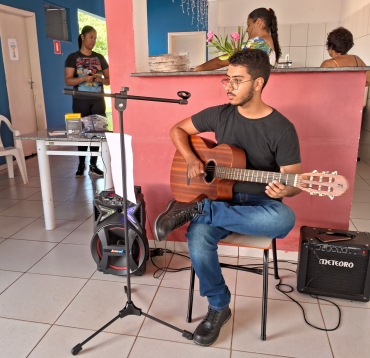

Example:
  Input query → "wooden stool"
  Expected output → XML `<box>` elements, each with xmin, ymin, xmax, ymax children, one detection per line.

<box><xmin>186</xmin><ymin>234</ymin><xmax>279</xmax><ymax>341</ymax></box>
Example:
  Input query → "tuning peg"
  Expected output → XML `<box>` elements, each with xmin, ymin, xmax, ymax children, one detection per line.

<box><xmin>311</xmin><ymin>170</ymin><xmax>318</xmax><ymax>174</ymax></box>
<box><xmin>318</xmin><ymin>193</ymin><xmax>325</xmax><ymax>196</ymax></box>
<box><xmin>331</xmin><ymin>171</ymin><xmax>337</xmax><ymax>175</ymax></box>
<box><xmin>310</xmin><ymin>192</ymin><xmax>318</xmax><ymax>195</ymax></box>
<box><xmin>329</xmin><ymin>195</ymin><xmax>334</xmax><ymax>200</ymax></box>
<box><xmin>321</xmin><ymin>171</ymin><xmax>329</xmax><ymax>174</ymax></box>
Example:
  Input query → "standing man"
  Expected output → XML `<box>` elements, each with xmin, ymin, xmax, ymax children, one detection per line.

<box><xmin>155</xmin><ymin>49</ymin><xmax>302</xmax><ymax>346</ymax></box>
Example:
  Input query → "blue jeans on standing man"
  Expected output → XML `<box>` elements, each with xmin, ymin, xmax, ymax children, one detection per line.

<box><xmin>185</xmin><ymin>193</ymin><xmax>295</xmax><ymax>311</ymax></box>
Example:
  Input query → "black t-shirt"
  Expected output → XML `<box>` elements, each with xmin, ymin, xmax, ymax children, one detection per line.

<box><xmin>65</xmin><ymin>51</ymin><xmax>108</xmax><ymax>94</ymax></box>
<box><xmin>191</xmin><ymin>104</ymin><xmax>301</xmax><ymax>196</ymax></box>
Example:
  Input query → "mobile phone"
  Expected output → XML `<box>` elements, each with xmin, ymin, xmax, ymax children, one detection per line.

<box><xmin>316</xmin><ymin>232</ymin><xmax>354</xmax><ymax>243</ymax></box>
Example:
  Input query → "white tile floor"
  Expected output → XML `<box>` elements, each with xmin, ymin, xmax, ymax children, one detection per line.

<box><xmin>1</xmin><ymin>156</ymin><xmax>370</xmax><ymax>358</ymax></box>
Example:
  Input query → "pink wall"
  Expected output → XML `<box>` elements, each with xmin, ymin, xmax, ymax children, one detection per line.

<box><xmin>105</xmin><ymin>0</ymin><xmax>366</xmax><ymax>251</ymax></box>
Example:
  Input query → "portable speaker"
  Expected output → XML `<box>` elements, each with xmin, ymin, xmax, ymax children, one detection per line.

<box><xmin>297</xmin><ymin>226</ymin><xmax>370</xmax><ymax>301</ymax></box>
<box><xmin>91</xmin><ymin>186</ymin><xmax>149</xmax><ymax>276</ymax></box>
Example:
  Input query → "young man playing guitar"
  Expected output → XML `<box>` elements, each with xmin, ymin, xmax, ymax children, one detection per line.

<box><xmin>155</xmin><ymin>49</ymin><xmax>302</xmax><ymax>347</ymax></box>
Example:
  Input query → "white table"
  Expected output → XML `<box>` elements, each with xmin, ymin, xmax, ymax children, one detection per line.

<box><xmin>15</xmin><ymin>126</ymin><xmax>113</xmax><ymax>230</ymax></box>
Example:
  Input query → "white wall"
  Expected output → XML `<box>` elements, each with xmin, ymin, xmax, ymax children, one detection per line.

<box><xmin>210</xmin><ymin>0</ymin><xmax>370</xmax><ymax>68</ymax></box>
<box><xmin>207</xmin><ymin>0</ymin><xmax>218</xmax><ymax>60</ymax></box>
<box><xmin>353</xmin><ymin>1</ymin><xmax>370</xmax><ymax>165</ymax></box>
<box><xmin>133</xmin><ymin>0</ymin><xmax>149</xmax><ymax>72</ymax></box>
<box><xmin>217</xmin><ymin>0</ymin><xmax>342</xmax><ymax>26</ymax></box>
<box><xmin>341</xmin><ymin>0</ymin><xmax>370</xmax><ymax>19</ymax></box>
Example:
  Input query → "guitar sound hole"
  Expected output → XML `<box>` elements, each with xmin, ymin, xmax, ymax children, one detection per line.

<box><xmin>205</xmin><ymin>160</ymin><xmax>216</xmax><ymax>183</ymax></box>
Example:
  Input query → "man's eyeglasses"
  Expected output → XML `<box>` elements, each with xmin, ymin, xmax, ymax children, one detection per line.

<box><xmin>221</xmin><ymin>78</ymin><xmax>252</xmax><ymax>90</ymax></box>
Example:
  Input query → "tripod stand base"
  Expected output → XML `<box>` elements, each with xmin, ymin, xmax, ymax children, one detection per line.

<box><xmin>71</xmin><ymin>344</ymin><xmax>82</xmax><ymax>356</ymax></box>
<box><xmin>70</xmin><ymin>301</ymin><xmax>193</xmax><ymax>355</ymax></box>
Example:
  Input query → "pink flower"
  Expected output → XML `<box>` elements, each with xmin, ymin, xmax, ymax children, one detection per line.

<box><xmin>230</xmin><ymin>32</ymin><xmax>240</xmax><ymax>41</ymax></box>
<box><xmin>206</xmin><ymin>31</ymin><xmax>214</xmax><ymax>42</ymax></box>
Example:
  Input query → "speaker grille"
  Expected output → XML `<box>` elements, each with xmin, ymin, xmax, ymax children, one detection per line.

<box><xmin>305</xmin><ymin>250</ymin><xmax>368</xmax><ymax>295</ymax></box>
<box><xmin>94</xmin><ymin>206</ymin><xmax>100</xmax><ymax>222</ymax></box>
<box><xmin>135</xmin><ymin>206</ymin><xmax>142</xmax><ymax>225</ymax></box>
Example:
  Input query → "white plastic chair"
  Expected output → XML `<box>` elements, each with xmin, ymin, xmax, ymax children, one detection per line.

<box><xmin>0</xmin><ymin>115</ymin><xmax>28</xmax><ymax>184</ymax></box>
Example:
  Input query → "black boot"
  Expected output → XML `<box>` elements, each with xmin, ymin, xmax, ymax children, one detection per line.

<box><xmin>76</xmin><ymin>163</ymin><xmax>86</xmax><ymax>176</ymax></box>
<box><xmin>154</xmin><ymin>199</ymin><xmax>201</xmax><ymax>242</ymax></box>
<box><xmin>193</xmin><ymin>306</ymin><xmax>231</xmax><ymax>347</ymax></box>
<box><xmin>89</xmin><ymin>165</ymin><xmax>104</xmax><ymax>177</ymax></box>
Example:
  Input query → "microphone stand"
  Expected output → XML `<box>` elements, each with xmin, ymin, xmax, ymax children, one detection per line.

<box><xmin>63</xmin><ymin>87</ymin><xmax>192</xmax><ymax>356</ymax></box>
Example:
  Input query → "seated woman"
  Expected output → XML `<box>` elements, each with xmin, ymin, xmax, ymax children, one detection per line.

<box><xmin>193</xmin><ymin>7</ymin><xmax>281</xmax><ymax>71</ymax></box>
<box><xmin>321</xmin><ymin>27</ymin><xmax>370</xmax><ymax>86</ymax></box>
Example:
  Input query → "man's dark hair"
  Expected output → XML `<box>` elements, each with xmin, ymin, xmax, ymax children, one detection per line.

<box><xmin>326</xmin><ymin>27</ymin><xmax>354</xmax><ymax>54</ymax></box>
<box><xmin>229</xmin><ymin>49</ymin><xmax>271</xmax><ymax>89</ymax></box>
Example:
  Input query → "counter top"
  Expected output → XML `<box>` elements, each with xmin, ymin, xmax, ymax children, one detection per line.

<box><xmin>15</xmin><ymin>125</ymin><xmax>106</xmax><ymax>142</ymax></box>
<box><xmin>131</xmin><ymin>66</ymin><xmax>370</xmax><ymax>77</ymax></box>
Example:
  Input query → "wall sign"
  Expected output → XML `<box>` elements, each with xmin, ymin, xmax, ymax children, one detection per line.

<box><xmin>54</xmin><ymin>40</ymin><xmax>61</xmax><ymax>54</ymax></box>
<box><xmin>7</xmin><ymin>38</ymin><xmax>19</xmax><ymax>61</ymax></box>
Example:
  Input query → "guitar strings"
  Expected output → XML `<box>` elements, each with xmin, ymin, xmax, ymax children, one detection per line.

<box><xmin>205</xmin><ymin>165</ymin><xmax>297</xmax><ymax>186</ymax></box>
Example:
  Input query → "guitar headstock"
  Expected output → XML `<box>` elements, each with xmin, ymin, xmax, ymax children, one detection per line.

<box><xmin>296</xmin><ymin>170</ymin><xmax>349</xmax><ymax>199</ymax></box>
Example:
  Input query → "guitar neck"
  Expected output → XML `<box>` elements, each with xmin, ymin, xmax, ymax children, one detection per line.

<box><xmin>215</xmin><ymin>166</ymin><xmax>298</xmax><ymax>187</ymax></box>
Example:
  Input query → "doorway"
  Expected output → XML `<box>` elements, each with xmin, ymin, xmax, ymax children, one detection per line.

<box><xmin>0</xmin><ymin>5</ymin><xmax>46</xmax><ymax>158</ymax></box>
<box><xmin>78</xmin><ymin>10</ymin><xmax>112</xmax><ymax>130</ymax></box>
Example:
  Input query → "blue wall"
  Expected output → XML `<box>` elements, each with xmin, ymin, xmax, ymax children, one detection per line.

<box><xmin>147</xmin><ymin>0</ymin><xmax>206</xmax><ymax>56</ymax></box>
<box><xmin>0</xmin><ymin>0</ymin><xmax>105</xmax><ymax>165</ymax></box>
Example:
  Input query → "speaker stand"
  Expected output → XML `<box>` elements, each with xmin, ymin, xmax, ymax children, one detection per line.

<box><xmin>67</xmin><ymin>87</ymin><xmax>192</xmax><ymax>355</ymax></box>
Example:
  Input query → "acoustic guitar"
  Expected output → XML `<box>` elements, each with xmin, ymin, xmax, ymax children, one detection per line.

<box><xmin>170</xmin><ymin>135</ymin><xmax>349</xmax><ymax>203</ymax></box>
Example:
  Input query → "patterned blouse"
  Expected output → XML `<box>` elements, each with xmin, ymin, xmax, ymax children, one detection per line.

<box><xmin>242</xmin><ymin>37</ymin><xmax>276</xmax><ymax>67</ymax></box>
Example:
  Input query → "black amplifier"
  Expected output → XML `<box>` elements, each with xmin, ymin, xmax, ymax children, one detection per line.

<box><xmin>297</xmin><ymin>226</ymin><xmax>370</xmax><ymax>302</ymax></box>
<box><xmin>91</xmin><ymin>186</ymin><xmax>149</xmax><ymax>276</ymax></box>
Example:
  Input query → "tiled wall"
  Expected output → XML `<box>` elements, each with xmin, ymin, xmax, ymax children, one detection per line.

<box><xmin>359</xmin><ymin>88</ymin><xmax>370</xmax><ymax>164</ymax></box>
<box><xmin>350</xmin><ymin>3</ymin><xmax>370</xmax><ymax>164</ymax></box>
<box><xmin>342</xmin><ymin>3</ymin><xmax>370</xmax><ymax>66</ymax></box>
<box><xmin>216</xmin><ymin>3</ymin><xmax>370</xmax><ymax>68</ymax></box>
<box><xmin>217</xmin><ymin>21</ymin><xmax>339</xmax><ymax>67</ymax></box>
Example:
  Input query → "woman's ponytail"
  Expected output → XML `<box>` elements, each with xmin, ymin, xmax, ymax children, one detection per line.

<box><xmin>268</xmin><ymin>9</ymin><xmax>281</xmax><ymax>62</ymax></box>
<box><xmin>248</xmin><ymin>8</ymin><xmax>281</xmax><ymax>63</ymax></box>
<box><xmin>78</xmin><ymin>34</ymin><xmax>82</xmax><ymax>49</ymax></box>
<box><xmin>78</xmin><ymin>25</ymin><xmax>96</xmax><ymax>50</ymax></box>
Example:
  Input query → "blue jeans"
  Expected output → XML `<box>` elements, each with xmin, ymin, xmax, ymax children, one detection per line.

<box><xmin>185</xmin><ymin>193</ymin><xmax>295</xmax><ymax>311</ymax></box>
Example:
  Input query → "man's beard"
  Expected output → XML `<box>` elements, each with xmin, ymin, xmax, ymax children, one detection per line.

<box><xmin>228</xmin><ymin>86</ymin><xmax>254</xmax><ymax>106</ymax></box>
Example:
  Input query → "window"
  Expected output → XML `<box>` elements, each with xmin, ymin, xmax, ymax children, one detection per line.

<box><xmin>44</xmin><ymin>2</ymin><xmax>70</xmax><ymax>41</ymax></box>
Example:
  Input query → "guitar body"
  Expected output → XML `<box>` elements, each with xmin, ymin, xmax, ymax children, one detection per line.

<box><xmin>170</xmin><ymin>135</ymin><xmax>246</xmax><ymax>202</ymax></box>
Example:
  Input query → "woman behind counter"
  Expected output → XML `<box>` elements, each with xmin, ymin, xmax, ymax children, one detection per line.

<box><xmin>194</xmin><ymin>7</ymin><xmax>281</xmax><ymax>71</ymax></box>
<box><xmin>65</xmin><ymin>25</ymin><xmax>110</xmax><ymax>176</ymax></box>
<box><xmin>321</xmin><ymin>27</ymin><xmax>370</xmax><ymax>86</ymax></box>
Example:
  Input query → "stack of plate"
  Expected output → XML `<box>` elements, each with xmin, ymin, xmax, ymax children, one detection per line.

<box><xmin>149</xmin><ymin>53</ymin><xmax>190</xmax><ymax>72</ymax></box>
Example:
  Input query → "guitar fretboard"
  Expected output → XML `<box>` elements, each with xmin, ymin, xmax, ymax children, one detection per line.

<box><xmin>214</xmin><ymin>166</ymin><xmax>297</xmax><ymax>187</ymax></box>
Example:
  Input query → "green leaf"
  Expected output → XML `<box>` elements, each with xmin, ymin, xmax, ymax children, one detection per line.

<box><xmin>225</xmin><ymin>42</ymin><xmax>232</xmax><ymax>51</ymax></box>
<box><xmin>219</xmin><ymin>55</ymin><xmax>230</xmax><ymax>60</ymax></box>
<box><xmin>209</xmin><ymin>50</ymin><xmax>221</xmax><ymax>54</ymax></box>
<box><xmin>214</xmin><ymin>34</ymin><xmax>222</xmax><ymax>43</ymax></box>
